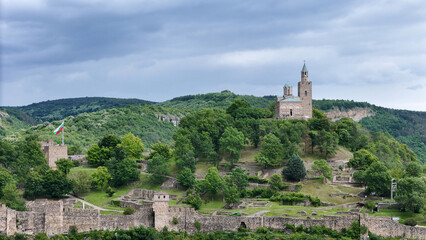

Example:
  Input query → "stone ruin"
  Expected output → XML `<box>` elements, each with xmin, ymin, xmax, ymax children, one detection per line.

<box><xmin>1</xmin><ymin>189</ymin><xmax>426</xmax><ymax>239</ymax></box>
<box><xmin>154</xmin><ymin>114</ymin><xmax>181</xmax><ymax>127</ymax></box>
<box><xmin>40</xmin><ymin>140</ymin><xmax>68</xmax><ymax>170</ymax></box>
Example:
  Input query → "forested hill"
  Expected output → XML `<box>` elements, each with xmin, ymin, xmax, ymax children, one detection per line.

<box><xmin>313</xmin><ymin>99</ymin><xmax>426</xmax><ymax>164</ymax></box>
<box><xmin>158</xmin><ymin>90</ymin><xmax>275</xmax><ymax>110</ymax></box>
<box><xmin>1</xmin><ymin>92</ymin><xmax>424</xmax><ymax>163</ymax></box>
<box><xmin>1</xmin><ymin>97</ymin><xmax>154</xmax><ymax>123</ymax></box>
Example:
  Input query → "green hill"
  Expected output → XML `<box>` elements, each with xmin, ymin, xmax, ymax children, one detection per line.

<box><xmin>8</xmin><ymin>105</ymin><xmax>180</xmax><ymax>152</ymax></box>
<box><xmin>1</xmin><ymin>93</ymin><xmax>424</xmax><ymax>163</ymax></box>
<box><xmin>313</xmin><ymin>99</ymin><xmax>426</xmax><ymax>164</ymax></box>
<box><xmin>2</xmin><ymin>97</ymin><xmax>154</xmax><ymax>123</ymax></box>
<box><xmin>158</xmin><ymin>90</ymin><xmax>275</xmax><ymax>110</ymax></box>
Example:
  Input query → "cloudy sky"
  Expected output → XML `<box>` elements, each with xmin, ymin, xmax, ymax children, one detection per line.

<box><xmin>1</xmin><ymin>0</ymin><xmax>426</xmax><ymax>110</ymax></box>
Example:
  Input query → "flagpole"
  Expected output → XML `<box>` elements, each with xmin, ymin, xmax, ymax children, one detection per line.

<box><xmin>62</xmin><ymin>126</ymin><xmax>64</xmax><ymax>145</ymax></box>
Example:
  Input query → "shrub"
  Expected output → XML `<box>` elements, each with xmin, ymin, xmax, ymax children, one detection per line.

<box><xmin>172</xmin><ymin>217</ymin><xmax>178</xmax><ymax>224</ymax></box>
<box><xmin>123</xmin><ymin>207</ymin><xmax>136</xmax><ymax>215</ymax></box>
<box><xmin>295</xmin><ymin>184</ymin><xmax>302</xmax><ymax>192</ymax></box>
<box><xmin>256</xmin><ymin>227</ymin><xmax>268</xmax><ymax>234</ymax></box>
<box><xmin>111</xmin><ymin>200</ymin><xmax>121</xmax><ymax>207</ymax></box>
<box><xmin>247</xmin><ymin>176</ymin><xmax>268</xmax><ymax>184</ymax></box>
<box><xmin>68</xmin><ymin>225</ymin><xmax>78</xmax><ymax>235</ymax></box>
<box><xmin>194</xmin><ymin>221</ymin><xmax>201</xmax><ymax>231</ymax></box>
<box><xmin>72</xmin><ymin>160</ymin><xmax>80</xmax><ymax>167</ymax></box>
<box><xmin>404</xmin><ymin>218</ymin><xmax>417</xmax><ymax>226</ymax></box>
<box><xmin>106</xmin><ymin>186</ymin><xmax>115</xmax><ymax>197</ymax></box>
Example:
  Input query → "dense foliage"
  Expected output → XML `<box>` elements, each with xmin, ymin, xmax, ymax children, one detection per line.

<box><xmin>159</xmin><ymin>90</ymin><xmax>274</xmax><ymax>110</ymax></box>
<box><xmin>3</xmin><ymin>97</ymin><xmax>153</xmax><ymax>123</ymax></box>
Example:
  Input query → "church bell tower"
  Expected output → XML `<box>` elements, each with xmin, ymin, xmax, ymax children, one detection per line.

<box><xmin>298</xmin><ymin>62</ymin><xmax>312</xmax><ymax>118</ymax></box>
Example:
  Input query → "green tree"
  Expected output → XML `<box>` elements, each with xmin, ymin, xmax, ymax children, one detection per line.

<box><xmin>0</xmin><ymin>168</ymin><xmax>13</xmax><ymax>198</ymax></box>
<box><xmin>68</xmin><ymin>171</ymin><xmax>92</xmax><ymax>195</ymax></box>
<box><xmin>173</xmin><ymin>130</ymin><xmax>196</xmax><ymax>172</ymax></box>
<box><xmin>204</xmin><ymin>167</ymin><xmax>224</xmax><ymax>195</ymax></box>
<box><xmin>354</xmin><ymin>161</ymin><xmax>391</xmax><ymax>197</ymax></box>
<box><xmin>224</xmin><ymin>184</ymin><xmax>240</xmax><ymax>204</ymax></box>
<box><xmin>148</xmin><ymin>142</ymin><xmax>172</xmax><ymax>160</ymax></box>
<box><xmin>14</xmin><ymin>135</ymin><xmax>48</xmax><ymax>182</ymax></box>
<box><xmin>0</xmin><ymin>140</ymin><xmax>17</xmax><ymax>168</ymax></box>
<box><xmin>98</xmin><ymin>134</ymin><xmax>121</xmax><ymax>149</ymax></box>
<box><xmin>395</xmin><ymin>177</ymin><xmax>426</xmax><ymax>213</ymax></box>
<box><xmin>24</xmin><ymin>170</ymin><xmax>44</xmax><ymax>199</ymax></box>
<box><xmin>317</xmin><ymin>130</ymin><xmax>338</xmax><ymax>160</ymax></box>
<box><xmin>55</xmin><ymin>158</ymin><xmax>74</xmax><ymax>175</ymax></box>
<box><xmin>108</xmin><ymin>158</ymin><xmax>140</xmax><ymax>187</ymax></box>
<box><xmin>177</xmin><ymin>168</ymin><xmax>196</xmax><ymax>189</ymax></box>
<box><xmin>184</xmin><ymin>193</ymin><xmax>202</xmax><ymax>210</ymax></box>
<box><xmin>147</xmin><ymin>154</ymin><xmax>170</xmax><ymax>184</ymax></box>
<box><xmin>219</xmin><ymin>127</ymin><xmax>245</xmax><ymax>166</ymax></box>
<box><xmin>120</xmin><ymin>132</ymin><xmax>145</xmax><ymax>159</ymax></box>
<box><xmin>91</xmin><ymin>166</ymin><xmax>111</xmax><ymax>191</ymax></box>
<box><xmin>405</xmin><ymin>162</ymin><xmax>422</xmax><ymax>177</ymax></box>
<box><xmin>282</xmin><ymin>154</ymin><xmax>306</xmax><ymax>181</ymax></box>
<box><xmin>230</xmin><ymin>167</ymin><xmax>249</xmax><ymax>191</ymax></box>
<box><xmin>42</xmin><ymin>170</ymin><xmax>72</xmax><ymax>198</ymax></box>
<box><xmin>312</xmin><ymin>159</ymin><xmax>333</xmax><ymax>182</ymax></box>
<box><xmin>269</xmin><ymin>174</ymin><xmax>283</xmax><ymax>191</ymax></box>
<box><xmin>256</xmin><ymin>133</ymin><xmax>283</xmax><ymax>168</ymax></box>
<box><xmin>87</xmin><ymin>144</ymin><xmax>110</xmax><ymax>167</ymax></box>
<box><xmin>348</xmin><ymin>149</ymin><xmax>378</xmax><ymax>170</ymax></box>
<box><xmin>0</xmin><ymin>182</ymin><xmax>26</xmax><ymax>211</ymax></box>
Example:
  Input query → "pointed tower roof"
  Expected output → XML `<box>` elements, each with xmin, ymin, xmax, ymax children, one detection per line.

<box><xmin>301</xmin><ymin>62</ymin><xmax>308</xmax><ymax>72</ymax></box>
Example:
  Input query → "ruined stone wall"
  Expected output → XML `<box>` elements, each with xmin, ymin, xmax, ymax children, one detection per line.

<box><xmin>131</xmin><ymin>189</ymin><xmax>156</xmax><ymax>199</ymax></box>
<box><xmin>41</xmin><ymin>141</ymin><xmax>68</xmax><ymax>170</ymax></box>
<box><xmin>360</xmin><ymin>215</ymin><xmax>426</xmax><ymax>240</ymax></box>
<box><xmin>3</xmin><ymin>200</ymin><xmax>426</xmax><ymax>239</ymax></box>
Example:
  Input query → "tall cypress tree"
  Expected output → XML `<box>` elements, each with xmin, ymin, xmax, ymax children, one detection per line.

<box><xmin>282</xmin><ymin>154</ymin><xmax>306</xmax><ymax>181</ymax></box>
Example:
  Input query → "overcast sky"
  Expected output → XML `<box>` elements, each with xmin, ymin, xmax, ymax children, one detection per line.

<box><xmin>1</xmin><ymin>0</ymin><xmax>426</xmax><ymax>111</ymax></box>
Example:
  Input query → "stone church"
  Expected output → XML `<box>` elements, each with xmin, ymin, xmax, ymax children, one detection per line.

<box><xmin>275</xmin><ymin>63</ymin><xmax>312</xmax><ymax>119</ymax></box>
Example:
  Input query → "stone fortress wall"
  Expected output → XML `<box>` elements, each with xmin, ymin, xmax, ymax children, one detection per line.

<box><xmin>1</xmin><ymin>191</ymin><xmax>426</xmax><ymax>239</ymax></box>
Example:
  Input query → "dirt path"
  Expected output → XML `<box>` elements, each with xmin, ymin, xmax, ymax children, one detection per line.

<box><xmin>248</xmin><ymin>210</ymin><xmax>270</xmax><ymax>217</ymax></box>
<box><xmin>68</xmin><ymin>195</ymin><xmax>119</xmax><ymax>212</ymax></box>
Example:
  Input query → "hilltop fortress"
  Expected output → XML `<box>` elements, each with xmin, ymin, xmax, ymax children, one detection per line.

<box><xmin>1</xmin><ymin>190</ymin><xmax>425</xmax><ymax>239</ymax></box>
<box><xmin>275</xmin><ymin>63</ymin><xmax>312</xmax><ymax>119</ymax></box>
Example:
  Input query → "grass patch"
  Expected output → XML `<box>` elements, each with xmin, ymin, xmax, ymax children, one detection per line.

<box><xmin>100</xmin><ymin>211</ymin><xmax>123</xmax><ymax>215</ymax></box>
<box><xmin>81</xmin><ymin>186</ymin><xmax>134</xmax><ymax>207</ymax></box>
<box><xmin>239</xmin><ymin>146</ymin><xmax>260</xmax><ymax>163</ymax></box>
<box><xmin>370</xmin><ymin>209</ymin><xmax>425</xmax><ymax>222</ymax></box>
<box><xmin>299</xmin><ymin>180</ymin><xmax>361</xmax><ymax>205</ymax></box>
<box><xmin>69</xmin><ymin>166</ymin><xmax>96</xmax><ymax>175</ymax></box>
<box><xmin>195</xmin><ymin>161</ymin><xmax>214</xmax><ymax>176</ymax></box>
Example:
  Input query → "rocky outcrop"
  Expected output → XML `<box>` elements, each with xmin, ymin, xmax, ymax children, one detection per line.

<box><xmin>324</xmin><ymin>107</ymin><xmax>374</xmax><ymax>122</ymax></box>
<box><xmin>0</xmin><ymin>111</ymin><xmax>10</xmax><ymax>127</ymax></box>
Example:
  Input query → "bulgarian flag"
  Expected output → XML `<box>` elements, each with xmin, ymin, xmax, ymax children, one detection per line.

<box><xmin>53</xmin><ymin>121</ymin><xmax>64</xmax><ymax>135</ymax></box>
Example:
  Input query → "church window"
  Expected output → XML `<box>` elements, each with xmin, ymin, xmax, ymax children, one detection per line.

<box><xmin>290</xmin><ymin>109</ymin><xmax>293</xmax><ymax>116</ymax></box>
<box><xmin>305</xmin><ymin>91</ymin><xmax>307</xmax><ymax>96</ymax></box>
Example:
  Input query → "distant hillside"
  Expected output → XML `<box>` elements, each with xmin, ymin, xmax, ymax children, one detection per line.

<box><xmin>1</xmin><ymin>94</ymin><xmax>424</xmax><ymax>163</ymax></box>
<box><xmin>158</xmin><ymin>90</ymin><xmax>275</xmax><ymax>110</ymax></box>
<box><xmin>9</xmin><ymin>105</ymin><xmax>180</xmax><ymax>152</ymax></box>
<box><xmin>313</xmin><ymin>99</ymin><xmax>426</xmax><ymax>164</ymax></box>
<box><xmin>2</xmin><ymin>97</ymin><xmax>154</xmax><ymax>123</ymax></box>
